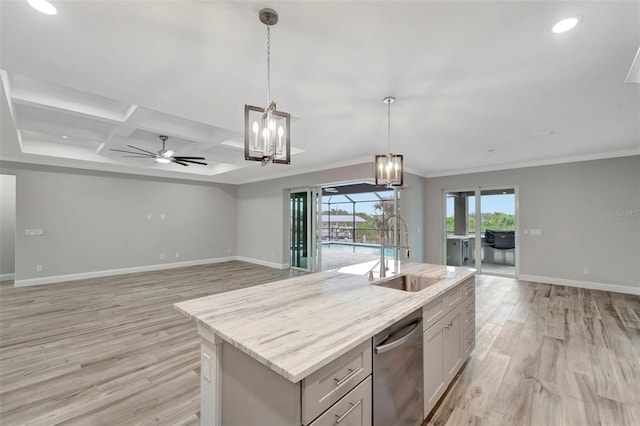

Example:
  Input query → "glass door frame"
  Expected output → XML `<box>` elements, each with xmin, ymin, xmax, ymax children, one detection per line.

<box><xmin>442</xmin><ymin>185</ymin><xmax>520</xmax><ymax>277</ymax></box>
<box><xmin>289</xmin><ymin>187</ymin><xmax>321</xmax><ymax>272</ymax></box>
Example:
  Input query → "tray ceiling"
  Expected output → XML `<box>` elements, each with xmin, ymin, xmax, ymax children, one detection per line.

<box><xmin>1</xmin><ymin>1</ymin><xmax>638</xmax><ymax>184</ymax></box>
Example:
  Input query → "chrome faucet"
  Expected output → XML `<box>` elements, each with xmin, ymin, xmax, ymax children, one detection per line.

<box><xmin>379</xmin><ymin>213</ymin><xmax>410</xmax><ymax>278</ymax></box>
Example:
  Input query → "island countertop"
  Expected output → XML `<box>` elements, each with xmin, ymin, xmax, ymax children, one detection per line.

<box><xmin>174</xmin><ymin>262</ymin><xmax>474</xmax><ymax>383</ymax></box>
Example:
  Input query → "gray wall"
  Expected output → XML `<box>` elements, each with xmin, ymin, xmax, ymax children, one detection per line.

<box><xmin>0</xmin><ymin>174</ymin><xmax>16</xmax><ymax>277</ymax></box>
<box><xmin>425</xmin><ymin>156</ymin><xmax>640</xmax><ymax>290</ymax></box>
<box><xmin>236</xmin><ymin>163</ymin><xmax>425</xmax><ymax>267</ymax></box>
<box><xmin>1</xmin><ymin>162</ymin><xmax>237</xmax><ymax>283</ymax></box>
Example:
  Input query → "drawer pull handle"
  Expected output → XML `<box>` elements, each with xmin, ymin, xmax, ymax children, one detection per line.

<box><xmin>334</xmin><ymin>367</ymin><xmax>359</xmax><ymax>387</ymax></box>
<box><xmin>335</xmin><ymin>400</ymin><xmax>362</xmax><ymax>423</ymax></box>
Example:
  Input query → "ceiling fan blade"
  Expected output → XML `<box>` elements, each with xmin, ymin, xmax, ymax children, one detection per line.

<box><xmin>121</xmin><ymin>155</ymin><xmax>155</xmax><ymax>158</ymax></box>
<box><xmin>180</xmin><ymin>159</ymin><xmax>208</xmax><ymax>165</ymax></box>
<box><xmin>126</xmin><ymin>145</ymin><xmax>157</xmax><ymax>156</ymax></box>
<box><xmin>110</xmin><ymin>149</ymin><xmax>155</xmax><ymax>157</ymax></box>
<box><xmin>174</xmin><ymin>156</ymin><xmax>206</xmax><ymax>160</ymax></box>
<box><xmin>172</xmin><ymin>159</ymin><xmax>190</xmax><ymax>166</ymax></box>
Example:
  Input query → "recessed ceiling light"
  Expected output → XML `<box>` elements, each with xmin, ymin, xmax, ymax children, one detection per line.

<box><xmin>27</xmin><ymin>0</ymin><xmax>57</xmax><ymax>15</ymax></box>
<box><xmin>552</xmin><ymin>17</ymin><xmax>578</xmax><ymax>34</ymax></box>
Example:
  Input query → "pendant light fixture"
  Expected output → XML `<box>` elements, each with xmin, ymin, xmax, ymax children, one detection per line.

<box><xmin>375</xmin><ymin>96</ymin><xmax>403</xmax><ymax>187</ymax></box>
<box><xmin>244</xmin><ymin>8</ymin><xmax>291</xmax><ymax>166</ymax></box>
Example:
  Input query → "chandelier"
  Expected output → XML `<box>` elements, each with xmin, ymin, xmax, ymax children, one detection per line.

<box><xmin>244</xmin><ymin>8</ymin><xmax>291</xmax><ymax>165</ymax></box>
<box><xmin>374</xmin><ymin>97</ymin><xmax>403</xmax><ymax>187</ymax></box>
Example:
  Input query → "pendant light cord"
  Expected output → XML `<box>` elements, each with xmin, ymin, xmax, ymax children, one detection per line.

<box><xmin>266</xmin><ymin>26</ymin><xmax>271</xmax><ymax>105</ymax></box>
<box><xmin>387</xmin><ymin>100</ymin><xmax>391</xmax><ymax>153</ymax></box>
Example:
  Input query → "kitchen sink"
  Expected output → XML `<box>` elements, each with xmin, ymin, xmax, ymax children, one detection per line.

<box><xmin>374</xmin><ymin>274</ymin><xmax>444</xmax><ymax>292</ymax></box>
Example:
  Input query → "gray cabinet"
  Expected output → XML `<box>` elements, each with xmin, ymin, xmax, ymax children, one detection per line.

<box><xmin>423</xmin><ymin>304</ymin><xmax>462</xmax><ymax>417</ymax></box>
<box><xmin>302</xmin><ymin>340</ymin><xmax>372</xmax><ymax>425</ymax></box>
<box><xmin>309</xmin><ymin>376</ymin><xmax>372</xmax><ymax>426</ymax></box>
<box><xmin>422</xmin><ymin>276</ymin><xmax>475</xmax><ymax>419</ymax></box>
<box><xmin>218</xmin><ymin>338</ymin><xmax>372</xmax><ymax>426</ymax></box>
<box><xmin>446</xmin><ymin>237</ymin><xmax>469</xmax><ymax>266</ymax></box>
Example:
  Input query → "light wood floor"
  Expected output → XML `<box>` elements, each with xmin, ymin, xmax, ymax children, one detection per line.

<box><xmin>1</xmin><ymin>263</ymin><xmax>638</xmax><ymax>425</ymax></box>
<box><xmin>0</xmin><ymin>262</ymin><xmax>303</xmax><ymax>425</ymax></box>
<box><xmin>425</xmin><ymin>275</ymin><xmax>640</xmax><ymax>426</ymax></box>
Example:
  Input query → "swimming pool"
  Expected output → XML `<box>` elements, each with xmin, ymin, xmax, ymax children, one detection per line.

<box><xmin>322</xmin><ymin>242</ymin><xmax>395</xmax><ymax>256</ymax></box>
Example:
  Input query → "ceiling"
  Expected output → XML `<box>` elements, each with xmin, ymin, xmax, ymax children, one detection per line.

<box><xmin>1</xmin><ymin>1</ymin><xmax>638</xmax><ymax>184</ymax></box>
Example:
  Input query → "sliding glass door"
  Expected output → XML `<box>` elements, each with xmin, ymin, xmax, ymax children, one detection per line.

<box><xmin>445</xmin><ymin>190</ymin><xmax>475</xmax><ymax>267</ymax></box>
<box><xmin>444</xmin><ymin>187</ymin><xmax>518</xmax><ymax>277</ymax></box>
<box><xmin>290</xmin><ymin>188</ymin><xmax>321</xmax><ymax>272</ymax></box>
<box><xmin>479</xmin><ymin>188</ymin><xmax>516</xmax><ymax>276</ymax></box>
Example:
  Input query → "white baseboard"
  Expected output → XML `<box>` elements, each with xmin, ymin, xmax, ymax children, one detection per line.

<box><xmin>519</xmin><ymin>274</ymin><xmax>640</xmax><ymax>296</ymax></box>
<box><xmin>235</xmin><ymin>256</ymin><xmax>289</xmax><ymax>270</ymax></box>
<box><xmin>14</xmin><ymin>257</ymin><xmax>237</xmax><ymax>287</ymax></box>
<box><xmin>0</xmin><ymin>273</ymin><xmax>15</xmax><ymax>281</ymax></box>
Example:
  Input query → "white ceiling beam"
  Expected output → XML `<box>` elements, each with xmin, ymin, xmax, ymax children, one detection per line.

<box><xmin>107</xmin><ymin>105</ymin><xmax>153</xmax><ymax>140</ymax></box>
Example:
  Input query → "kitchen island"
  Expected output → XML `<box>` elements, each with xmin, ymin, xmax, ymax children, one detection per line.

<box><xmin>174</xmin><ymin>262</ymin><xmax>475</xmax><ymax>426</ymax></box>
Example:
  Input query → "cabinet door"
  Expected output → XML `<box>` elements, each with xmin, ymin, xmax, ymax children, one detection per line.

<box><xmin>443</xmin><ymin>307</ymin><xmax>462</xmax><ymax>383</ymax></box>
<box><xmin>423</xmin><ymin>318</ymin><xmax>446</xmax><ymax>418</ymax></box>
<box><xmin>423</xmin><ymin>306</ymin><xmax>464</xmax><ymax>419</ymax></box>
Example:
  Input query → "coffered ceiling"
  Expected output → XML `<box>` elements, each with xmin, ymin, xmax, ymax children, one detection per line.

<box><xmin>1</xmin><ymin>1</ymin><xmax>638</xmax><ymax>184</ymax></box>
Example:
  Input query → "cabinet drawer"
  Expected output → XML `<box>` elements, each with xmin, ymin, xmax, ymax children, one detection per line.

<box><xmin>423</xmin><ymin>296</ymin><xmax>445</xmax><ymax>331</ymax></box>
<box><xmin>443</xmin><ymin>285</ymin><xmax>463</xmax><ymax>312</ymax></box>
<box><xmin>463</xmin><ymin>322</ymin><xmax>475</xmax><ymax>357</ymax></box>
<box><xmin>309</xmin><ymin>376</ymin><xmax>372</xmax><ymax>426</ymax></box>
<box><xmin>302</xmin><ymin>340</ymin><xmax>372</xmax><ymax>425</ymax></box>
<box><xmin>424</xmin><ymin>284</ymin><xmax>463</xmax><ymax>332</ymax></box>
<box><xmin>462</xmin><ymin>297</ymin><xmax>475</xmax><ymax>331</ymax></box>
<box><xmin>463</xmin><ymin>277</ymin><xmax>475</xmax><ymax>299</ymax></box>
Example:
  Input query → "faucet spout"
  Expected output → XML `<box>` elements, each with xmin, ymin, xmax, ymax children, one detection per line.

<box><xmin>379</xmin><ymin>213</ymin><xmax>410</xmax><ymax>278</ymax></box>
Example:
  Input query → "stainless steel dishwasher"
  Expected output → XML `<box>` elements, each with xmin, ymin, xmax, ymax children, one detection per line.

<box><xmin>373</xmin><ymin>308</ymin><xmax>423</xmax><ymax>426</ymax></box>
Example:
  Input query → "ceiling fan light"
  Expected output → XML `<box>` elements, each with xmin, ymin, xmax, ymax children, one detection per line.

<box><xmin>155</xmin><ymin>157</ymin><xmax>171</xmax><ymax>164</ymax></box>
<box><xmin>161</xmin><ymin>149</ymin><xmax>175</xmax><ymax>158</ymax></box>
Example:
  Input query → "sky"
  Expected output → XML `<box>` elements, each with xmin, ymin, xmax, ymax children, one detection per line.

<box><xmin>322</xmin><ymin>191</ymin><xmax>516</xmax><ymax>216</ymax></box>
<box><xmin>446</xmin><ymin>194</ymin><xmax>515</xmax><ymax>216</ymax></box>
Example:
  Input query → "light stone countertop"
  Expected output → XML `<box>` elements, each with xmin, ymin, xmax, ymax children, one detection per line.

<box><xmin>174</xmin><ymin>262</ymin><xmax>475</xmax><ymax>383</ymax></box>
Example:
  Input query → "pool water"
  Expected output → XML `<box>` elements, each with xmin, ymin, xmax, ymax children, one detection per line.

<box><xmin>322</xmin><ymin>243</ymin><xmax>395</xmax><ymax>257</ymax></box>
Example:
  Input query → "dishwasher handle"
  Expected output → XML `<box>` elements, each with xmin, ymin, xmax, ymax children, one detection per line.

<box><xmin>374</xmin><ymin>317</ymin><xmax>423</xmax><ymax>354</ymax></box>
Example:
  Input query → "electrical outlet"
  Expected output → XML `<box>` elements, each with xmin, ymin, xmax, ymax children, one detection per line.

<box><xmin>36</xmin><ymin>265</ymin><xmax>43</xmax><ymax>272</ymax></box>
<box><xmin>160</xmin><ymin>214</ymin><xmax>165</xmax><ymax>220</ymax></box>
<box><xmin>37</xmin><ymin>229</ymin><xmax>45</xmax><ymax>236</ymax></box>
<box><xmin>147</xmin><ymin>214</ymin><xmax>152</xmax><ymax>220</ymax></box>
<box><xmin>583</xmin><ymin>268</ymin><xmax>590</xmax><ymax>275</ymax></box>
<box><xmin>25</xmin><ymin>229</ymin><xmax>38</xmax><ymax>236</ymax></box>
<box><xmin>175</xmin><ymin>252</ymin><xmax>180</xmax><ymax>258</ymax></box>
<box><xmin>227</xmin><ymin>248</ymin><xmax>231</xmax><ymax>254</ymax></box>
<box><xmin>160</xmin><ymin>254</ymin><xmax>165</xmax><ymax>260</ymax></box>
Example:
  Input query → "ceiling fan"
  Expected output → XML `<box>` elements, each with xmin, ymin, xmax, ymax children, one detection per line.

<box><xmin>110</xmin><ymin>135</ymin><xmax>208</xmax><ymax>166</ymax></box>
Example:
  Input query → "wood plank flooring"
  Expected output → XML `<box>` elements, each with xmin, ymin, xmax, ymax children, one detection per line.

<box><xmin>425</xmin><ymin>275</ymin><xmax>640</xmax><ymax>426</ymax></box>
<box><xmin>0</xmin><ymin>262</ymin><xmax>303</xmax><ymax>425</ymax></box>
<box><xmin>1</xmin><ymin>264</ymin><xmax>638</xmax><ymax>425</ymax></box>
